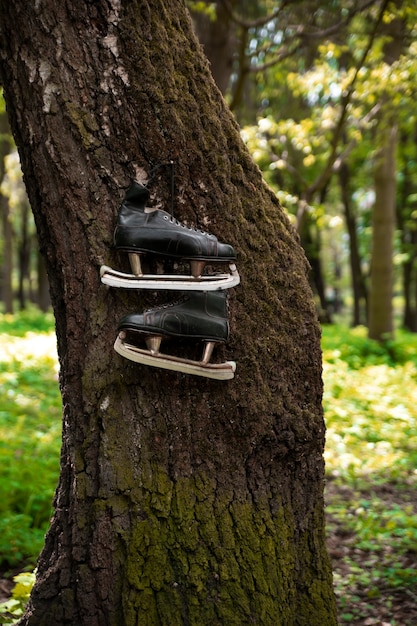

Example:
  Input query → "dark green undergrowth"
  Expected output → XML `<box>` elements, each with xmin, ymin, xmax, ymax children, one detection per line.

<box><xmin>0</xmin><ymin>308</ymin><xmax>55</xmax><ymax>336</ymax></box>
<box><xmin>322</xmin><ymin>323</ymin><xmax>417</xmax><ymax>369</ymax></box>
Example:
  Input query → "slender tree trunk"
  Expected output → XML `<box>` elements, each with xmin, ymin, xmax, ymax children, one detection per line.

<box><xmin>339</xmin><ymin>161</ymin><xmax>367</xmax><ymax>326</ymax></box>
<box><xmin>0</xmin><ymin>110</ymin><xmax>13</xmax><ymax>313</ymax></box>
<box><xmin>36</xmin><ymin>250</ymin><xmax>51</xmax><ymax>312</ymax></box>
<box><xmin>304</xmin><ymin>223</ymin><xmax>332</xmax><ymax>323</ymax></box>
<box><xmin>368</xmin><ymin>117</ymin><xmax>397</xmax><ymax>341</ymax></box>
<box><xmin>297</xmin><ymin>188</ymin><xmax>332</xmax><ymax>324</ymax></box>
<box><xmin>398</xmin><ymin>207</ymin><xmax>417</xmax><ymax>333</ymax></box>
<box><xmin>1</xmin><ymin>193</ymin><xmax>14</xmax><ymax>313</ymax></box>
<box><xmin>403</xmin><ymin>256</ymin><xmax>417</xmax><ymax>331</ymax></box>
<box><xmin>397</xmin><ymin>128</ymin><xmax>417</xmax><ymax>332</ymax></box>
<box><xmin>191</xmin><ymin>0</ymin><xmax>237</xmax><ymax>96</ymax></box>
<box><xmin>0</xmin><ymin>1</ymin><xmax>336</xmax><ymax>624</ymax></box>
<box><xmin>17</xmin><ymin>197</ymin><xmax>31</xmax><ymax>310</ymax></box>
<box><xmin>369</xmin><ymin>6</ymin><xmax>405</xmax><ymax>340</ymax></box>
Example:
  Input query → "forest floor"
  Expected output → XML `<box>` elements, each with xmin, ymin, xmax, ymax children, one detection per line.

<box><xmin>0</xmin><ymin>576</ymin><xmax>14</xmax><ymax>606</ymax></box>
<box><xmin>326</xmin><ymin>478</ymin><xmax>417</xmax><ymax>625</ymax></box>
<box><xmin>2</xmin><ymin>479</ymin><xmax>416</xmax><ymax>625</ymax></box>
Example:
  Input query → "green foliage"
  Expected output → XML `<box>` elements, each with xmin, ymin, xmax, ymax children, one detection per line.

<box><xmin>0</xmin><ymin>570</ymin><xmax>36</xmax><ymax>624</ymax></box>
<box><xmin>323</xmin><ymin>324</ymin><xmax>417</xmax><ymax>619</ymax></box>
<box><xmin>0</xmin><ymin>310</ymin><xmax>61</xmax><ymax>568</ymax></box>
<box><xmin>238</xmin><ymin>4</ymin><xmax>417</xmax><ymax>331</ymax></box>
<box><xmin>322</xmin><ymin>323</ymin><xmax>417</xmax><ymax>369</ymax></box>
<box><xmin>323</xmin><ymin>324</ymin><xmax>417</xmax><ymax>480</ymax></box>
<box><xmin>0</xmin><ymin>307</ymin><xmax>55</xmax><ymax>336</ymax></box>
<box><xmin>187</xmin><ymin>1</ymin><xmax>216</xmax><ymax>20</ymax></box>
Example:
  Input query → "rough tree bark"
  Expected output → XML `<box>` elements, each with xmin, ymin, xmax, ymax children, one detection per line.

<box><xmin>0</xmin><ymin>1</ymin><xmax>336</xmax><ymax>624</ymax></box>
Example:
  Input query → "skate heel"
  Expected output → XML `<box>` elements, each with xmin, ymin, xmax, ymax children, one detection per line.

<box><xmin>145</xmin><ymin>335</ymin><xmax>162</xmax><ymax>355</ymax></box>
<box><xmin>128</xmin><ymin>252</ymin><xmax>144</xmax><ymax>276</ymax></box>
<box><xmin>201</xmin><ymin>341</ymin><xmax>215</xmax><ymax>364</ymax></box>
<box><xmin>190</xmin><ymin>260</ymin><xmax>206</xmax><ymax>278</ymax></box>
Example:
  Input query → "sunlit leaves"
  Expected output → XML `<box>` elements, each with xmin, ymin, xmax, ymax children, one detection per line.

<box><xmin>323</xmin><ymin>324</ymin><xmax>417</xmax><ymax>480</ymax></box>
<box><xmin>186</xmin><ymin>1</ymin><xmax>216</xmax><ymax>20</ymax></box>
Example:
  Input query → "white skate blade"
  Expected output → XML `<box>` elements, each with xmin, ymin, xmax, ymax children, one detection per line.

<box><xmin>114</xmin><ymin>335</ymin><xmax>236</xmax><ymax>380</ymax></box>
<box><xmin>100</xmin><ymin>264</ymin><xmax>240</xmax><ymax>291</ymax></box>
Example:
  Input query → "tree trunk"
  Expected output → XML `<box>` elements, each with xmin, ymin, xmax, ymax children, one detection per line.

<box><xmin>403</xmin><ymin>254</ymin><xmax>417</xmax><ymax>331</ymax></box>
<box><xmin>191</xmin><ymin>0</ymin><xmax>237</xmax><ymax>96</ymax></box>
<box><xmin>398</xmin><ymin>208</ymin><xmax>417</xmax><ymax>333</ymax></box>
<box><xmin>397</xmin><ymin>127</ymin><xmax>417</xmax><ymax>332</ymax></box>
<box><xmin>17</xmin><ymin>196</ymin><xmax>31</xmax><ymax>309</ymax></box>
<box><xmin>36</xmin><ymin>250</ymin><xmax>51</xmax><ymax>312</ymax></box>
<box><xmin>1</xmin><ymin>193</ymin><xmax>14</xmax><ymax>313</ymax></box>
<box><xmin>0</xmin><ymin>110</ymin><xmax>13</xmax><ymax>313</ymax></box>
<box><xmin>368</xmin><ymin>7</ymin><xmax>405</xmax><ymax>341</ymax></box>
<box><xmin>0</xmin><ymin>1</ymin><xmax>336</xmax><ymax>625</ymax></box>
<box><xmin>368</xmin><ymin>116</ymin><xmax>397</xmax><ymax>341</ymax></box>
<box><xmin>303</xmin><ymin>221</ymin><xmax>332</xmax><ymax>324</ymax></box>
<box><xmin>339</xmin><ymin>161</ymin><xmax>367</xmax><ymax>326</ymax></box>
<box><xmin>297</xmin><ymin>188</ymin><xmax>333</xmax><ymax>324</ymax></box>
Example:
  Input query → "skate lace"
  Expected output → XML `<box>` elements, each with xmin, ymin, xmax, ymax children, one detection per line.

<box><xmin>163</xmin><ymin>214</ymin><xmax>215</xmax><ymax>237</ymax></box>
<box><xmin>146</xmin><ymin>295</ymin><xmax>188</xmax><ymax>312</ymax></box>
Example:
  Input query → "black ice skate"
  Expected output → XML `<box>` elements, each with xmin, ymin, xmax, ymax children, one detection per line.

<box><xmin>114</xmin><ymin>291</ymin><xmax>236</xmax><ymax>379</ymax></box>
<box><xmin>100</xmin><ymin>182</ymin><xmax>240</xmax><ymax>291</ymax></box>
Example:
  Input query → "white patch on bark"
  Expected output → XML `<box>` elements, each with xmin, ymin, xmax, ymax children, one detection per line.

<box><xmin>21</xmin><ymin>50</ymin><xmax>37</xmax><ymax>83</ymax></box>
<box><xmin>100</xmin><ymin>396</ymin><xmax>110</xmax><ymax>411</ymax></box>
<box><xmin>22</xmin><ymin>56</ymin><xmax>59</xmax><ymax>112</ymax></box>
<box><xmin>39</xmin><ymin>60</ymin><xmax>50</xmax><ymax>82</ymax></box>
<box><xmin>43</xmin><ymin>82</ymin><xmax>60</xmax><ymax>113</ymax></box>
<box><xmin>101</xmin><ymin>13</ymin><xmax>129</xmax><ymax>88</ymax></box>
<box><xmin>132</xmin><ymin>166</ymin><xmax>149</xmax><ymax>184</ymax></box>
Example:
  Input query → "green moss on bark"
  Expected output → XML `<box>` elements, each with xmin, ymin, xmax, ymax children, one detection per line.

<box><xmin>118</xmin><ymin>463</ymin><xmax>335</xmax><ymax>625</ymax></box>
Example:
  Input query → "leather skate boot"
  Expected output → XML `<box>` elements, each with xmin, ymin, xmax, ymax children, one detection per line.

<box><xmin>118</xmin><ymin>290</ymin><xmax>229</xmax><ymax>345</ymax></box>
<box><xmin>114</xmin><ymin>182</ymin><xmax>236</xmax><ymax>278</ymax></box>
<box><xmin>114</xmin><ymin>291</ymin><xmax>236</xmax><ymax>379</ymax></box>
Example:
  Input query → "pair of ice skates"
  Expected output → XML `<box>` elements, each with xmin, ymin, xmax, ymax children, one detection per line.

<box><xmin>101</xmin><ymin>182</ymin><xmax>239</xmax><ymax>380</ymax></box>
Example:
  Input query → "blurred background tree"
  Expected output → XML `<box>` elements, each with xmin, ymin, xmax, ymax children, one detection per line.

<box><xmin>0</xmin><ymin>96</ymin><xmax>50</xmax><ymax>313</ymax></box>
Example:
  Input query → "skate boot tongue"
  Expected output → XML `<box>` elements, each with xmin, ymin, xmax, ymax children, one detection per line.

<box><xmin>124</xmin><ymin>181</ymin><xmax>150</xmax><ymax>208</ymax></box>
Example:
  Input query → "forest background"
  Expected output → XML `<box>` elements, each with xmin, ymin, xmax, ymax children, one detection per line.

<box><xmin>0</xmin><ymin>1</ymin><xmax>417</xmax><ymax>624</ymax></box>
